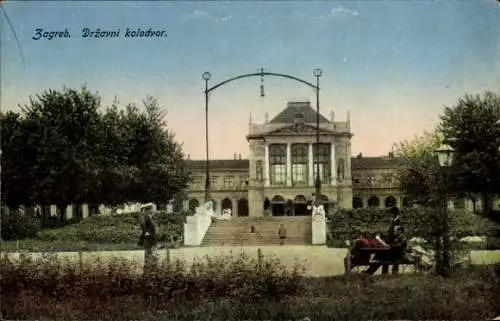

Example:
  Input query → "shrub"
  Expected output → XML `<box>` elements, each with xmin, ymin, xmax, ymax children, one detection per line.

<box><xmin>0</xmin><ymin>208</ymin><xmax>41</xmax><ymax>240</ymax></box>
<box><xmin>1</xmin><ymin>251</ymin><xmax>498</xmax><ymax>320</ymax></box>
<box><xmin>328</xmin><ymin>207</ymin><xmax>499</xmax><ymax>245</ymax></box>
<box><xmin>0</xmin><ymin>251</ymin><xmax>305</xmax><ymax>320</ymax></box>
<box><xmin>34</xmin><ymin>211</ymin><xmax>185</xmax><ymax>248</ymax></box>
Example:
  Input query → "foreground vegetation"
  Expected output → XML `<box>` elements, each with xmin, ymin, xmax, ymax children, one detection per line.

<box><xmin>1</xmin><ymin>252</ymin><xmax>499</xmax><ymax>320</ymax></box>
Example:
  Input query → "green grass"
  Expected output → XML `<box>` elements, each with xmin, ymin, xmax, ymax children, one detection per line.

<box><xmin>1</xmin><ymin>211</ymin><xmax>186</xmax><ymax>252</ymax></box>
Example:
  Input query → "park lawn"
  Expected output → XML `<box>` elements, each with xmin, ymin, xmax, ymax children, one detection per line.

<box><xmin>1</xmin><ymin>211</ymin><xmax>186</xmax><ymax>252</ymax></box>
<box><xmin>471</xmin><ymin>250</ymin><xmax>500</xmax><ymax>265</ymax></box>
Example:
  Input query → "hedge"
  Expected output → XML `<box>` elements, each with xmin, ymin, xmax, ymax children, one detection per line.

<box><xmin>35</xmin><ymin>211</ymin><xmax>186</xmax><ymax>248</ymax></box>
<box><xmin>327</xmin><ymin>208</ymin><xmax>499</xmax><ymax>246</ymax></box>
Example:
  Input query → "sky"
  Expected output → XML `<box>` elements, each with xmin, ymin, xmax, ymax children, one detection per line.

<box><xmin>1</xmin><ymin>0</ymin><xmax>499</xmax><ymax>159</ymax></box>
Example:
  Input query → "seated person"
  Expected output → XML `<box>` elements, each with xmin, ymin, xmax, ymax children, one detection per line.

<box><xmin>364</xmin><ymin>226</ymin><xmax>407</xmax><ymax>275</ymax></box>
<box><xmin>367</xmin><ymin>232</ymin><xmax>390</xmax><ymax>263</ymax></box>
<box><xmin>351</xmin><ymin>232</ymin><xmax>389</xmax><ymax>264</ymax></box>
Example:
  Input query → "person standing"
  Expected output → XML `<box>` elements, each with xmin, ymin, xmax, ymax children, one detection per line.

<box><xmin>138</xmin><ymin>203</ymin><xmax>157</xmax><ymax>274</ymax></box>
<box><xmin>278</xmin><ymin>224</ymin><xmax>287</xmax><ymax>245</ymax></box>
<box><xmin>382</xmin><ymin>206</ymin><xmax>402</xmax><ymax>274</ymax></box>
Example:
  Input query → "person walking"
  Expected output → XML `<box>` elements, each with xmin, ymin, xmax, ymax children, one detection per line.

<box><xmin>278</xmin><ymin>224</ymin><xmax>287</xmax><ymax>245</ymax></box>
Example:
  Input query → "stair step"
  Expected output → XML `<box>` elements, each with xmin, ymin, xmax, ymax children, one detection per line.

<box><xmin>201</xmin><ymin>217</ymin><xmax>313</xmax><ymax>246</ymax></box>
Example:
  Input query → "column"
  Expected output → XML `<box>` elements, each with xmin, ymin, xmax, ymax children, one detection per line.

<box><xmin>308</xmin><ymin>143</ymin><xmax>314</xmax><ymax>186</ymax></box>
<box><xmin>82</xmin><ymin>204</ymin><xmax>89</xmax><ymax>219</ymax></box>
<box><xmin>286</xmin><ymin>143</ymin><xmax>292</xmax><ymax>186</ymax></box>
<box><xmin>264</xmin><ymin>144</ymin><xmax>270</xmax><ymax>187</ymax></box>
<box><xmin>330</xmin><ymin>143</ymin><xmax>337</xmax><ymax>186</ymax></box>
<box><xmin>65</xmin><ymin>205</ymin><xmax>73</xmax><ymax>220</ymax></box>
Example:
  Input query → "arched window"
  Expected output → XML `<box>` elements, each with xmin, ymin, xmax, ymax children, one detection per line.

<box><xmin>221</xmin><ymin>198</ymin><xmax>233</xmax><ymax>210</ymax></box>
<box><xmin>368</xmin><ymin>196</ymin><xmax>380</xmax><ymax>208</ymax></box>
<box><xmin>291</xmin><ymin>143</ymin><xmax>308</xmax><ymax>185</ymax></box>
<box><xmin>269</xmin><ymin>144</ymin><xmax>287</xmax><ymax>185</ymax></box>
<box><xmin>313</xmin><ymin>143</ymin><xmax>331</xmax><ymax>184</ymax></box>
<box><xmin>384</xmin><ymin>196</ymin><xmax>397</xmax><ymax>208</ymax></box>
<box><xmin>238</xmin><ymin>198</ymin><xmax>249</xmax><ymax>216</ymax></box>
<box><xmin>352</xmin><ymin>196</ymin><xmax>363</xmax><ymax>209</ymax></box>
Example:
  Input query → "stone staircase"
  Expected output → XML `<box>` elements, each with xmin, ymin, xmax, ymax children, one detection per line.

<box><xmin>201</xmin><ymin>216</ymin><xmax>312</xmax><ymax>246</ymax></box>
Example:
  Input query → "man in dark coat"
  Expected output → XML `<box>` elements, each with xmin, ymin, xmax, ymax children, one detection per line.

<box><xmin>138</xmin><ymin>203</ymin><xmax>157</xmax><ymax>273</ymax></box>
<box><xmin>382</xmin><ymin>206</ymin><xmax>402</xmax><ymax>274</ymax></box>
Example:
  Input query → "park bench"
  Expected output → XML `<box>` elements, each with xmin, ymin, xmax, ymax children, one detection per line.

<box><xmin>344</xmin><ymin>240</ymin><xmax>420</xmax><ymax>274</ymax></box>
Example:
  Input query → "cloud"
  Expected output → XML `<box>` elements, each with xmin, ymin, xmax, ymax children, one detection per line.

<box><xmin>186</xmin><ymin>9</ymin><xmax>232</xmax><ymax>23</ymax></box>
<box><xmin>328</xmin><ymin>6</ymin><xmax>359</xmax><ymax>17</ymax></box>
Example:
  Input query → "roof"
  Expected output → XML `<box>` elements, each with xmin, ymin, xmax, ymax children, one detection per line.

<box><xmin>269</xmin><ymin>101</ymin><xmax>329</xmax><ymax>124</ymax></box>
<box><xmin>351</xmin><ymin>156</ymin><xmax>404</xmax><ymax>170</ymax></box>
<box><xmin>187</xmin><ymin>157</ymin><xmax>404</xmax><ymax>171</ymax></box>
<box><xmin>187</xmin><ymin>159</ymin><xmax>249</xmax><ymax>170</ymax></box>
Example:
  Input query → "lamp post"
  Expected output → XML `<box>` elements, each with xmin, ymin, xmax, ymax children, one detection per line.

<box><xmin>435</xmin><ymin>142</ymin><xmax>455</xmax><ymax>277</ymax></box>
<box><xmin>0</xmin><ymin>148</ymin><xmax>2</xmax><ymax>243</ymax></box>
<box><xmin>201</xmin><ymin>68</ymin><xmax>322</xmax><ymax>209</ymax></box>
<box><xmin>202</xmin><ymin>72</ymin><xmax>211</xmax><ymax>203</ymax></box>
<box><xmin>313</xmin><ymin>68</ymin><xmax>322</xmax><ymax>203</ymax></box>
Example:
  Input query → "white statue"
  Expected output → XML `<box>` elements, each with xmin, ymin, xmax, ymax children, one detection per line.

<box><xmin>220</xmin><ymin>208</ymin><xmax>232</xmax><ymax>220</ymax></box>
<box><xmin>203</xmin><ymin>200</ymin><xmax>215</xmax><ymax>217</ymax></box>
<box><xmin>312</xmin><ymin>202</ymin><xmax>326</xmax><ymax>222</ymax></box>
<box><xmin>195</xmin><ymin>200</ymin><xmax>214</xmax><ymax>217</ymax></box>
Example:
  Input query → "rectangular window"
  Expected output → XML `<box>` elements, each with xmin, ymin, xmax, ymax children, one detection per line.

<box><xmin>313</xmin><ymin>143</ymin><xmax>331</xmax><ymax>183</ymax></box>
<box><xmin>312</xmin><ymin>164</ymin><xmax>329</xmax><ymax>183</ymax></box>
<box><xmin>382</xmin><ymin>174</ymin><xmax>393</xmax><ymax>186</ymax></box>
<box><xmin>269</xmin><ymin>144</ymin><xmax>287</xmax><ymax>186</ymax></box>
<box><xmin>240</xmin><ymin>176</ymin><xmax>249</xmax><ymax>189</ymax></box>
<box><xmin>210</xmin><ymin>176</ymin><xmax>218</xmax><ymax>189</ymax></box>
<box><xmin>191</xmin><ymin>176</ymin><xmax>203</xmax><ymax>189</ymax></box>
<box><xmin>291</xmin><ymin>143</ymin><xmax>308</xmax><ymax>185</ymax></box>
<box><xmin>292</xmin><ymin>164</ymin><xmax>307</xmax><ymax>185</ymax></box>
<box><xmin>223</xmin><ymin>176</ymin><xmax>234</xmax><ymax>189</ymax></box>
<box><xmin>271</xmin><ymin>164</ymin><xmax>286</xmax><ymax>185</ymax></box>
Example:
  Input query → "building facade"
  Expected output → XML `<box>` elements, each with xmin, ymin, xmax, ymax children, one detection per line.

<box><xmin>186</xmin><ymin>101</ymin><xmax>407</xmax><ymax>217</ymax></box>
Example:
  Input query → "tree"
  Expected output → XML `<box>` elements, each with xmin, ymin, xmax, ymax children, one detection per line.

<box><xmin>440</xmin><ymin>91</ymin><xmax>500</xmax><ymax>222</ymax></box>
<box><xmin>94</xmin><ymin>95</ymin><xmax>189</xmax><ymax>206</ymax></box>
<box><xmin>393</xmin><ymin>130</ymin><xmax>443</xmax><ymax>206</ymax></box>
<box><xmin>121</xmin><ymin>96</ymin><xmax>189</xmax><ymax>204</ymax></box>
<box><xmin>393</xmin><ymin>130</ymin><xmax>442</xmax><ymax>159</ymax></box>
<box><xmin>19</xmin><ymin>87</ymin><xmax>103</xmax><ymax>220</ymax></box>
<box><xmin>2</xmin><ymin>87</ymin><xmax>190</xmax><ymax>224</ymax></box>
<box><xmin>0</xmin><ymin>111</ymin><xmax>35</xmax><ymax>208</ymax></box>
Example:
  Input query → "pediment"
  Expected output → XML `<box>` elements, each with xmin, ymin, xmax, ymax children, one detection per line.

<box><xmin>265</xmin><ymin>124</ymin><xmax>335</xmax><ymax>136</ymax></box>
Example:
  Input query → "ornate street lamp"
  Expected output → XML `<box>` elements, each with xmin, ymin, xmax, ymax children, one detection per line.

<box><xmin>435</xmin><ymin>142</ymin><xmax>455</xmax><ymax>277</ymax></box>
<box><xmin>202</xmin><ymin>71</ymin><xmax>211</xmax><ymax>203</ymax></box>
<box><xmin>313</xmin><ymin>68</ymin><xmax>322</xmax><ymax>203</ymax></box>
<box><xmin>0</xmin><ymin>148</ymin><xmax>2</xmax><ymax>243</ymax></box>
<box><xmin>201</xmin><ymin>68</ymin><xmax>323</xmax><ymax>211</ymax></box>
<box><xmin>436</xmin><ymin>143</ymin><xmax>455</xmax><ymax>168</ymax></box>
